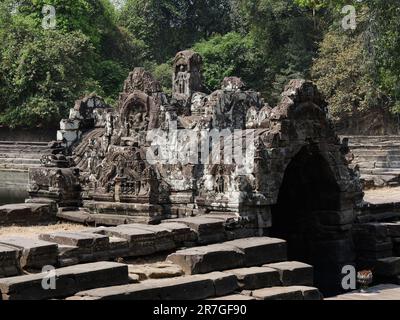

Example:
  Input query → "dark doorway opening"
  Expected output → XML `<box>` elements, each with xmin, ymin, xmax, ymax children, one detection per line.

<box><xmin>271</xmin><ymin>145</ymin><xmax>351</xmax><ymax>297</ymax></box>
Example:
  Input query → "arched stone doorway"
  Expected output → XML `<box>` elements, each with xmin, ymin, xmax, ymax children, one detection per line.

<box><xmin>270</xmin><ymin>144</ymin><xmax>354</xmax><ymax>297</ymax></box>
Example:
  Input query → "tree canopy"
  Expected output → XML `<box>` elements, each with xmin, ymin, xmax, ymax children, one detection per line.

<box><xmin>1</xmin><ymin>0</ymin><xmax>400</xmax><ymax>132</ymax></box>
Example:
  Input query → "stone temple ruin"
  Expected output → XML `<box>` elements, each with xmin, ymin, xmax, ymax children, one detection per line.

<box><xmin>5</xmin><ymin>51</ymin><xmax>400</xmax><ymax>300</ymax></box>
<box><xmin>19</xmin><ymin>50</ymin><xmax>362</xmax><ymax>297</ymax></box>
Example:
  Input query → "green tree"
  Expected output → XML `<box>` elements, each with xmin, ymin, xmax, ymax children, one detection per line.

<box><xmin>119</xmin><ymin>0</ymin><xmax>233</xmax><ymax>63</ymax></box>
<box><xmin>0</xmin><ymin>0</ymin><xmax>145</xmax><ymax>127</ymax></box>
<box><xmin>193</xmin><ymin>32</ymin><xmax>263</xmax><ymax>91</ymax></box>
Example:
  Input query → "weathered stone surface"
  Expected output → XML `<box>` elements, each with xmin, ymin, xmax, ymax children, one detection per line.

<box><xmin>375</xmin><ymin>257</ymin><xmax>400</xmax><ymax>277</ymax></box>
<box><xmin>224</xmin><ymin>237</ymin><xmax>287</xmax><ymax>266</ymax></box>
<box><xmin>39</xmin><ymin>232</ymin><xmax>109</xmax><ymax>253</ymax></box>
<box><xmin>0</xmin><ymin>245</ymin><xmax>20</xmax><ymax>278</ymax></box>
<box><xmin>101</xmin><ymin>226</ymin><xmax>154</xmax><ymax>243</ymax></box>
<box><xmin>0</xmin><ymin>203</ymin><xmax>55</xmax><ymax>226</ymax></box>
<box><xmin>164</xmin><ymin>217</ymin><xmax>226</xmax><ymax>244</ymax></box>
<box><xmin>381</xmin><ymin>223</ymin><xmax>400</xmax><ymax>238</ymax></box>
<box><xmin>119</xmin><ymin>224</ymin><xmax>176</xmax><ymax>251</ymax></box>
<box><xmin>208</xmin><ymin>294</ymin><xmax>257</xmax><ymax>301</ymax></box>
<box><xmin>0</xmin><ymin>237</ymin><xmax>58</xmax><ymax>270</ymax></box>
<box><xmin>228</xmin><ymin>267</ymin><xmax>281</xmax><ymax>290</ymax></box>
<box><xmin>74</xmin><ymin>275</ymin><xmax>215</xmax><ymax>300</ymax></box>
<box><xmin>251</xmin><ymin>286</ymin><xmax>321</xmax><ymax>300</ymax></box>
<box><xmin>161</xmin><ymin>222</ymin><xmax>198</xmax><ymax>244</ymax></box>
<box><xmin>0</xmin><ymin>262</ymin><xmax>129</xmax><ymax>300</ymax></box>
<box><xmin>57</xmin><ymin>210</ymin><xmax>94</xmax><ymax>224</ymax></box>
<box><xmin>291</xmin><ymin>286</ymin><xmax>323</xmax><ymax>300</ymax></box>
<box><xmin>57</xmin><ymin>245</ymin><xmax>80</xmax><ymax>267</ymax></box>
<box><xmin>167</xmin><ymin>243</ymin><xmax>245</xmax><ymax>275</ymax></box>
<box><xmin>206</xmin><ymin>272</ymin><xmax>239</xmax><ymax>297</ymax></box>
<box><xmin>101</xmin><ymin>226</ymin><xmax>158</xmax><ymax>257</ymax></box>
<box><xmin>327</xmin><ymin>284</ymin><xmax>400</xmax><ymax>300</ymax></box>
<box><xmin>265</xmin><ymin>261</ymin><xmax>314</xmax><ymax>286</ymax></box>
<box><xmin>128</xmin><ymin>262</ymin><xmax>184</xmax><ymax>280</ymax></box>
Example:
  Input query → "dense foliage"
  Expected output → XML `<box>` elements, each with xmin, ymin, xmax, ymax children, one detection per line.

<box><xmin>1</xmin><ymin>0</ymin><xmax>400</xmax><ymax>131</ymax></box>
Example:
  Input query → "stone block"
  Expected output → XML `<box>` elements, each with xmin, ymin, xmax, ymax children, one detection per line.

<box><xmin>57</xmin><ymin>130</ymin><xmax>80</xmax><ymax>145</ymax></box>
<box><xmin>0</xmin><ymin>262</ymin><xmax>129</xmax><ymax>300</ymax></box>
<box><xmin>224</xmin><ymin>237</ymin><xmax>287</xmax><ymax>266</ymax></box>
<box><xmin>102</xmin><ymin>226</ymin><xmax>158</xmax><ymax>257</ymax></box>
<box><xmin>152</xmin><ymin>276</ymin><xmax>215</xmax><ymax>300</ymax></box>
<box><xmin>167</xmin><ymin>243</ymin><xmax>245</xmax><ymax>274</ymax></box>
<box><xmin>74</xmin><ymin>282</ymin><xmax>161</xmax><ymax>300</ymax></box>
<box><xmin>0</xmin><ymin>245</ymin><xmax>21</xmax><ymax>278</ymax></box>
<box><xmin>353</xmin><ymin>223</ymin><xmax>389</xmax><ymax>243</ymax></box>
<box><xmin>128</xmin><ymin>262</ymin><xmax>183</xmax><ymax>281</ymax></box>
<box><xmin>382</xmin><ymin>223</ymin><xmax>400</xmax><ymax>238</ymax></box>
<box><xmin>161</xmin><ymin>222</ymin><xmax>198</xmax><ymax>244</ymax></box>
<box><xmin>208</xmin><ymin>294</ymin><xmax>257</xmax><ymax>301</ymax></box>
<box><xmin>57</xmin><ymin>245</ymin><xmax>80</xmax><ymax>267</ymax></box>
<box><xmin>118</xmin><ymin>224</ymin><xmax>176</xmax><ymax>252</ymax></box>
<box><xmin>60</xmin><ymin>119</ymin><xmax>80</xmax><ymax>131</ymax></box>
<box><xmin>251</xmin><ymin>286</ymin><xmax>321</xmax><ymax>300</ymax></box>
<box><xmin>228</xmin><ymin>267</ymin><xmax>281</xmax><ymax>290</ymax></box>
<box><xmin>291</xmin><ymin>286</ymin><xmax>323</xmax><ymax>300</ymax></box>
<box><xmin>102</xmin><ymin>226</ymin><xmax>154</xmax><ymax>243</ymax></box>
<box><xmin>0</xmin><ymin>203</ymin><xmax>55</xmax><ymax>226</ymax></box>
<box><xmin>265</xmin><ymin>261</ymin><xmax>314</xmax><ymax>286</ymax></box>
<box><xmin>375</xmin><ymin>257</ymin><xmax>400</xmax><ymax>277</ymax></box>
<box><xmin>206</xmin><ymin>272</ymin><xmax>239</xmax><ymax>297</ymax></box>
<box><xmin>164</xmin><ymin>217</ymin><xmax>226</xmax><ymax>244</ymax></box>
<box><xmin>251</xmin><ymin>286</ymin><xmax>304</xmax><ymax>300</ymax></box>
<box><xmin>39</xmin><ymin>232</ymin><xmax>109</xmax><ymax>254</ymax></box>
<box><xmin>74</xmin><ymin>275</ymin><xmax>215</xmax><ymax>300</ymax></box>
<box><xmin>0</xmin><ymin>237</ymin><xmax>58</xmax><ymax>270</ymax></box>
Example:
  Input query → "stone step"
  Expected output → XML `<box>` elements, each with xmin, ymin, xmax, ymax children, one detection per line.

<box><xmin>39</xmin><ymin>232</ymin><xmax>110</xmax><ymax>263</ymax></box>
<box><xmin>208</xmin><ymin>294</ymin><xmax>257</xmax><ymax>301</ymax></box>
<box><xmin>167</xmin><ymin>237</ymin><xmax>287</xmax><ymax>275</ymax></box>
<box><xmin>264</xmin><ymin>261</ymin><xmax>314</xmax><ymax>286</ymax></box>
<box><xmin>0</xmin><ymin>245</ymin><xmax>21</xmax><ymax>278</ymax></box>
<box><xmin>0</xmin><ymin>141</ymin><xmax>49</xmax><ymax>146</ymax></box>
<box><xmin>249</xmin><ymin>286</ymin><xmax>322</xmax><ymax>300</ymax></box>
<box><xmin>71</xmin><ymin>275</ymin><xmax>217</xmax><ymax>300</ymax></box>
<box><xmin>0</xmin><ymin>237</ymin><xmax>58</xmax><ymax>270</ymax></box>
<box><xmin>0</xmin><ymin>262</ymin><xmax>129</xmax><ymax>300</ymax></box>
<box><xmin>375</xmin><ymin>257</ymin><xmax>400</xmax><ymax>277</ymax></box>
<box><xmin>99</xmin><ymin>225</ymin><xmax>175</xmax><ymax>257</ymax></box>
<box><xmin>0</xmin><ymin>158</ymin><xmax>41</xmax><ymax>165</ymax></box>
<box><xmin>163</xmin><ymin>216</ymin><xmax>226</xmax><ymax>245</ymax></box>
<box><xmin>0</xmin><ymin>203</ymin><xmax>56</xmax><ymax>226</ymax></box>
<box><xmin>82</xmin><ymin>201</ymin><xmax>163</xmax><ymax>222</ymax></box>
<box><xmin>68</xmin><ymin>258</ymin><xmax>313</xmax><ymax>301</ymax></box>
<box><xmin>0</xmin><ymin>153</ymin><xmax>44</xmax><ymax>159</ymax></box>
<box><xmin>227</xmin><ymin>267</ymin><xmax>281</xmax><ymax>290</ymax></box>
<box><xmin>0</xmin><ymin>163</ymin><xmax>42</xmax><ymax>170</ymax></box>
<box><xmin>360</xmin><ymin>168</ymin><xmax>400</xmax><ymax>175</ymax></box>
<box><xmin>57</xmin><ymin>211</ymin><xmax>170</xmax><ymax>227</ymax></box>
<box><xmin>225</xmin><ymin>237</ymin><xmax>287</xmax><ymax>267</ymax></box>
<box><xmin>168</xmin><ymin>244</ymin><xmax>245</xmax><ymax>275</ymax></box>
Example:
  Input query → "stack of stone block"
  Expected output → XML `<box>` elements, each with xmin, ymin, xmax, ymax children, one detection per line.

<box><xmin>353</xmin><ymin>222</ymin><xmax>400</xmax><ymax>282</ymax></box>
<box><xmin>0</xmin><ymin>203</ymin><xmax>56</xmax><ymax>226</ymax></box>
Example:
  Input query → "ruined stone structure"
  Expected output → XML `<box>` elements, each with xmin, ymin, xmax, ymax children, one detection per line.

<box><xmin>26</xmin><ymin>50</ymin><xmax>364</xmax><ymax>296</ymax></box>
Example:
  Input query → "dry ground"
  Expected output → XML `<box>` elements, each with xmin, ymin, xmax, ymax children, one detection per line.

<box><xmin>0</xmin><ymin>222</ymin><xmax>85</xmax><ymax>238</ymax></box>
<box><xmin>363</xmin><ymin>186</ymin><xmax>400</xmax><ymax>204</ymax></box>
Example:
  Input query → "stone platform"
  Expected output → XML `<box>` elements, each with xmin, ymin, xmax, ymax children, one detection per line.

<box><xmin>328</xmin><ymin>284</ymin><xmax>400</xmax><ymax>300</ymax></box>
<box><xmin>0</xmin><ymin>214</ymin><xmax>322</xmax><ymax>300</ymax></box>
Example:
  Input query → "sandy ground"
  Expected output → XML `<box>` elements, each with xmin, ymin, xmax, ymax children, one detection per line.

<box><xmin>0</xmin><ymin>222</ymin><xmax>86</xmax><ymax>238</ymax></box>
<box><xmin>363</xmin><ymin>186</ymin><xmax>400</xmax><ymax>204</ymax></box>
